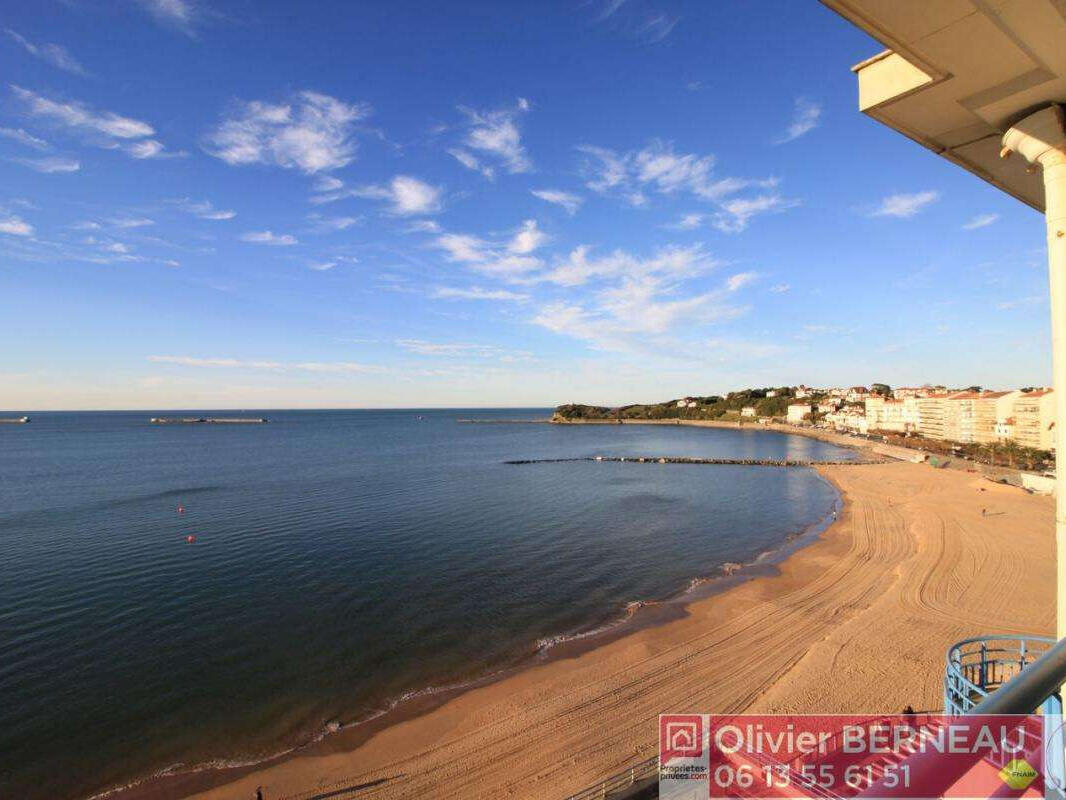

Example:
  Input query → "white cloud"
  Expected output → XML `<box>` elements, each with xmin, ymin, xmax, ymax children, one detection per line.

<box><xmin>713</xmin><ymin>194</ymin><xmax>797</xmax><ymax>233</ymax></box>
<box><xmin>448</xmin><ymin>148</ymin><xmax>494</xmax><ymax>179</ymax></box>
<box><xmin>507</xmin><ymin>219</ymin><xmax>548</xmax><ymax>254</ymax></box>
<box><xmin>769</xmin><ymin>283</ymin><xmax>790</xmax><ymax>293</ymax></box>
<box><xmin>147</xmin><ymin>354</ymin><xmax>381</xmax><ymax>372</ymax></box>
<box><xmin>457</xmin><ymin>98</ymin><xmax>531</xmax><ymax>175</ymax></box>
<box><xmin>352</xmin><ymin>175</ymin><xmax>442</xmax><ymax>215</ymax></box>
<box><xmin>539</xmin><ymin>243</ymin><xmax>718</xmax><ymax>287</ymax></box>
<box><xmin>308</xmin><ymin>262</ymin><xmax>336</xmax><ymax>271</ymax></box>
<box><xmin>577</xmin><ymin>140</ymin><xmax>790</xmax><ymax>231</ymax></box>
<box><xmin>431</xmin><ymin>230</ymin><xmax>543</xmax><ymax>278</ymax></box>
<box><xmin>433</xmin><ymin>286</ymin><xmax>529</xmax><ymax>302</ymax></box>
<box><xmin>0</xmin><ymin>126</ymin><xmax>50</xmax><ymax>150</ymax></box>
<box><xmin>0</xmin><ymin>215</ymin><xmax>33</xmax><ymax>236</ymax></box>
<box><xmin>12</xmin><ymin>155</ymin><xmax>80</xmax><ymax>173</ymax></box>
<box><xmin>666</xmin><ymin>212</ymin><xmax>705</xmax><ymax>230</ymax></box>
<box><xmin>775</xmin><ymin>98</ymin><xmax>821</xmax><ymax>144</ymax></box>
<box><xmin>204</xmin><ymin>90</ymin><xmax>371</xmax><ymax>174</ymax></box>
<box><xmin>139</xmin><ymin>0</ymin><xmax>200</xmax><ymax>33</ymax></box>
<box><xmin>12</xmin><ymin>85</ymin><xmax>154</xmax><ymax>139</ymax></box>
<box><xmin>531</xmin><ymin>189</ymin><xmax>583</xmax><ymax>215</ymax></box>
<box><xmin>109</xmin><ymin>217</ymin><xmax>155</xmax><ymax>228</ymax></box>
<box><xmin>580</xmin><ymin>140</ymin><xmax>775</xmax><ymax>205</ymax></box>
<box><xmin>307</xmin><ymin>213</ymin><xmax>360</xmax><ymax>232</ymax></box>
<box><xmin>239</xmin><ymin>230</ymin><xmax>298</xmax><ymax>246</ymax></box>
<box><xmin>725</xmin><ymin>271</ymin><xmax>757</xmax><ymax>291</ymax></box>
<box><xmin>870</xmin><ymin>190</ymin><xmax>939</xmax><ymax>218</ymax></box>
<box><xmin>126</xmin><ymin>139</ymin><xmax>171</xmax><ymax>159</ymax></box>
<box><xmin>396</xmin><ymin>339</ymin><xmax>505</xmax><ymax>357</ymax></box>
<box><xmin>313</xmin><ymin>175</ymin><xmax>343</xmax><ymax>192</ymax></box>
<box><xmin>6</xmin><ymin>29</ymin><xmax>87</xmax><ymax>76</ymax></box>
<box><xmin>963</xmin><ymin>213</ymin><xmax>999</xmax><ymax>230</ymax></box>
<box><xmin>173</xmin><ymin>198</ymin><xmax>236</xmax><ymax>220</ymax></box>
<box><xmin>532</xmin><ymin>273</ymin><xmax>747</xmax><ymax>351</ymax></box>
<box><xmin>406</xmin><ymin>220</ymin><xmax>442</xmax><ymax>233</ymax></box>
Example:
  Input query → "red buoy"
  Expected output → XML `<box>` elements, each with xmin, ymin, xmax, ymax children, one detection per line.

<box><xmin>185</xmin><ymin>535</ymin><xmax>196</xmax><ymax>543</ymax></box>
<box><xmin>177</xmin><ymin>504</ymin><xmax>185</xmax><ymax>514</ymax></box>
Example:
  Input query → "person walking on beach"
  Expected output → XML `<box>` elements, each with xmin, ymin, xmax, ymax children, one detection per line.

<box><xmin>255</xmin><ymin>787</ymin><xmax>264</xmax><ymax>800</ymax></box>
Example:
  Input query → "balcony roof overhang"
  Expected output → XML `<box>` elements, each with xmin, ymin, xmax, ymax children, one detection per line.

<box><xmin>821</xmin><ymin>0</ymin><xmax>1066</xmax><ymax>213</ymax></box>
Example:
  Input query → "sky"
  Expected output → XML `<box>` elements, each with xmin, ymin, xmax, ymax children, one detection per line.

<box><xmin>0</xmin><ymin>0</ymin><xmax>1054</xmax><ymax>410</ymax></box>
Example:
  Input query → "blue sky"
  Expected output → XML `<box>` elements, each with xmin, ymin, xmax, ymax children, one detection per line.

<box><xmin>0</xmin><ymin>0</ymin><xmax>1052</xmax><ymax>410</ymax></box>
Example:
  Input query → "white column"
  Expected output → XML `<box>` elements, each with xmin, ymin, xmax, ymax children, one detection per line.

<box><xmin>1002</xmin><ymin>105</ymin><xmax>1066</xmax><ymax>639</ymax></box>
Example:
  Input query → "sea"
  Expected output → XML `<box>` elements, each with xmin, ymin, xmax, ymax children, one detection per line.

<box><xmin>0</xmin><ymin>410</ymin><xmax>856</xmax><ymax>799</ymax></box>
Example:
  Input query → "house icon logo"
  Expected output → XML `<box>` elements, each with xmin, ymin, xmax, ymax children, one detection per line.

<box><xmin>660</xmin><ymin>715</ymin><xmax>704</xmax><ymax>762</ymax></box>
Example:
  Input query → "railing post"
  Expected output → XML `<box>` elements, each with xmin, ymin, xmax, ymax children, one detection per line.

<box><xmin>1043</xmin><ymin>693</ymin><xmax>1065</xmax><ymax>800</ymax></box>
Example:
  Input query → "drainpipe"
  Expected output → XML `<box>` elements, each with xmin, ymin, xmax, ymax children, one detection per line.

<box><xmin>1002</xmin><ymin>104</ymin><xmax>1066</xmax><ymax>639</ymax></box>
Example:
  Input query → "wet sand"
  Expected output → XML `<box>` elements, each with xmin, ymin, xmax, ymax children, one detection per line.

<box><xmin>121</xmin><ymin>460</ymin><xmax>1054</xmax><ymax>800</ymax></box>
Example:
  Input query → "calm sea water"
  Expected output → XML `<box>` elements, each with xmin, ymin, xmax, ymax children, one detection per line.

<box><xmin>0</xmin><ymin>410</ymin><xmax>853</xmax><ymax>799</ymax></box>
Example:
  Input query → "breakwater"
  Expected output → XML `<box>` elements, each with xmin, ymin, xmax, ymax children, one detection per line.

<box><xmin>505</xmin><ymin>455</ymin><xmax>880</xmax><ymax>467</ymax></box>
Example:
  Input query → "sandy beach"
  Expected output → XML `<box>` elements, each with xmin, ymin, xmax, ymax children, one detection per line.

<box><xmin>121</xmin><ymin>456</ymin><xmax>1054</xmax><ymax>800</ymax></box>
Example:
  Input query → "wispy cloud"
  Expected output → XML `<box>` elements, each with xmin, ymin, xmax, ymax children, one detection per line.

<box><xmin>12</xmin><ymin>155</ymin><xmax>80</xmax><ymax>173</ymax></box>
<box><xmin>0</xmin><ymin>126</ymin><xmax>50</xmax><ymax>150</ymax></box>
<box><xmin>769</xmin><ymin>283</ymin><xmax>791</xmax><ymax>293</ymax></box>
<box><xmin>578</xmin><ymin>140</ymin><xmax>790</xmax><ymax>231</ymax></box>
<box><xmin>725</xmin><ymin>271</ymin><xmax>757</xmax><ymax>291</ymax></box>
<box><xmin>665</xmin><ymin>212</ymin><xmax>705</xmax><ymax>230</ymax></box>
<box><xmin>395</xmin><ymin>339</ymin><xmax>514</xmax><ymax>358</ymax></box>
<box><xmin>12</xmin><ymin>85</ymin><xmax>153</xmax><ymax>139</ymax></box>
<box><xmin>963</xmin><ymin>213</ymin><xmax>999</xmax><ymax>230</ymax></box>
<box><xmin>306</xmin><ymin>213</ymin><xmax>360</xmax><ymax>232</ymax></box>
<box><xmin>138</xmin><ymin>0</ymin><xmax>201</xmax><ymax>34</ymax></box>
<box><xmin>239</xmin><ymin>230</ymin><xmax>298</xmax><ymax>246</ymax></box>
<box><xmin>537</xmin><ymin>243</ymin><xmax>718</xmax><ymax>287</ymax></box>
<box><xmin>431</xmin><ymin>222</ymin><xmax>548</xmax><ymax>279</ymax></box>
<box><xmin>870</xmin><ymin>190</ymin><xmax>939</xmax><ymax>218</ymax></box>
<box><xmin>10</xmin><ymin>85</ymin><xmax>174</xmax><ymax>160</ymax></box>
<box><xmin>204</xmin><ymin>90</ymin><xmax>371</xmax><ymax>174</ymax></box>
<box><xmin>587</xmin><ymin>0</ymin><xmax>679</xmax><ymax>44</ymax></box>
<box><xmin>172</xmin><ymin>197</ymin><xmax>236</xmax><ymax>220</ymax></box>
<box><xmin>147</xmin><ymin>354</ymin><xmax>382</xmax><ymax>372</ymax></box>
<box><xmin>531</xmin><ymin>189</ymin><xmax>583</xmax><ymax>215</ymax></box>
<box><xmin>454</xmin><ymin>97</ymin><xmax>531</xmax><ymax>176</ymax></box>
<box><xmin>0</xmin><ymin>216</ymin><xmax>34</xmax><ymax>237</ymax></box>
<box><xmin>6</xmin><ymin>29</ymin><xmax>87</xmax><ymax>76</ymax></box>
<box><xmin>713</xmin><ymin>194</ymin><xmax>798</xmax><ymax>233</ymax></box>
<box><xmin>775</xmin><ymin>98</ymin><xmax>821</xmax><ymax>144</ymax></box>
<box><xmin>108</xmin><ymin>217</ymin><xmax>155</xmax><ymax>228</ymax></box>
<box><xmin>448</xmin><ymin>148</ymin><xmax>495</xmax><ymax>179</ymax></box>
<box><xmin>352</xmin><ymin>175</ymin><xmax>442</xmax><ymax>216</ymax></box>
<box><xmin>432</xmin><ymin>286</ymin><xmax>530</xmax><ymax>302</ymax></box>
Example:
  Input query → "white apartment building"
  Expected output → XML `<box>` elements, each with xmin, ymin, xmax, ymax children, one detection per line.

<box><xmin>741</xmin><ymin>406</ymin><xmax>757</xmax><ymax>418</ymax></box>
<box><xmin>787</xmin><ymin>403</ymin><xmax>813</xmax><ymax>424</ymax></box>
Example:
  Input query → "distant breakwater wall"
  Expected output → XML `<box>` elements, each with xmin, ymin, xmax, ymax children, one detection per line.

<box><xmin>505</xmin><ymin>456</ymin><xmax>881</xmax><ymax>467</ymax></box>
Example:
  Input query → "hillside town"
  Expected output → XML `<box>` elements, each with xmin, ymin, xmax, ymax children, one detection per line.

<box><xmin>782</xmin><ymin>384</ymin><xmax>1055</xmax><ymax>452</ymax></box>
<box><xmin>554</xmin><ymin>383</ymin><xmax>1057</xmax><ymax>473</ymax></box>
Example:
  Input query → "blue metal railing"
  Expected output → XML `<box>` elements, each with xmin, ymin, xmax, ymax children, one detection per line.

<box><xmin>944</xmin><ymin>634</ymin><xmax>1055</xmax><ymax>714</ymax></box>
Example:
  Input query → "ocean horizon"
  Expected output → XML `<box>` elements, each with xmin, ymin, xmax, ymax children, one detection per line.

<box><xmin>0</xmin><ymin>410</ymin><xmax>852</xmax><ymax>799</ymax></box>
